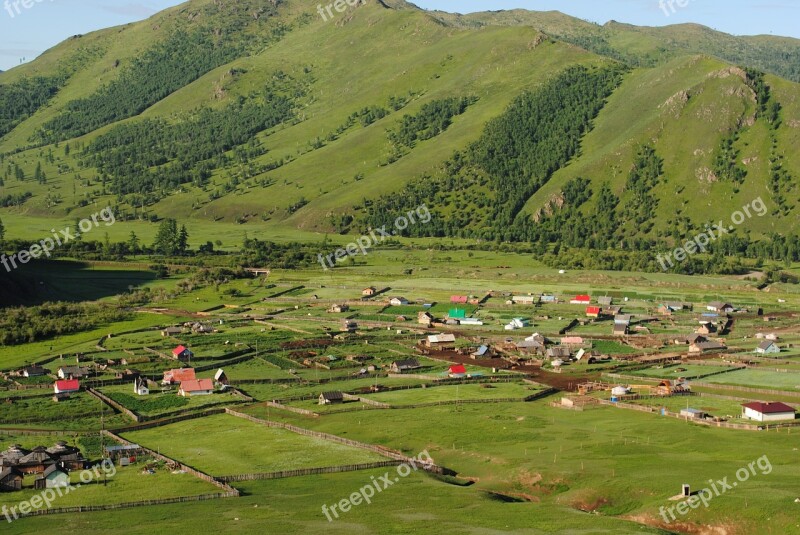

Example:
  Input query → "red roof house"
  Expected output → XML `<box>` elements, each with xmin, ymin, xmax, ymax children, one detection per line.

<box><xmin>178</xmin><ymin>379</ymin><xmax>215</xmax><ymax>397</ymax></box>
<box><xmin>586</xmin><ymin>306</ymin><xmax>601</xmax><ymax>318</ymax></box>
<box><xmin>450</xmin><ymin>295</ymin><xmax>468</xmax><ymax>304</ymax></box>
<box><xmin>172</xmin><ymin>345</ymin><xmax>194</xmax><ymax>362</ymax></box>
<box><xmin>54</xmin><ymin>380</ymin><xmax>80</xmax><ymax>394</ymax></box>
<box><xmin>571</xmin><ymin>295</ymin><xmax>591</xmax><ymax>304</ymax></box>
<box><xmin>448</xmin><ymin>364</ymin><xmax>467</xmax><ymax>378</ymax></box>
<box><xmin>742</xmin><ymin>401</ymin><xmax>796</xmax><ymax>422</ymax></box>
<box><xmin>162</xmin><ymin>368</ymin><xmax>196</xmax><ymax>385</ymax></box>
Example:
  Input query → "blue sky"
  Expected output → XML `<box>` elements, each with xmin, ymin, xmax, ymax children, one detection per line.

<box><xmin>1</xmin><ymin>1</ymin><xmax>799</xmax><ymax>71</ymax></box>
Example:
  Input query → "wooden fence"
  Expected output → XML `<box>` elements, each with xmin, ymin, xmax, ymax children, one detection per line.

<box><xmin>22</xmin><ymin>492</ymin><xmax>238</xmax><ymax>519</ymax></box>
<box><xmin>103</xmin><ymin>430</ymin><xmax>239</xmax><ymax>495</ymax></box>
<box><xmin>86</xmin><ymin>387</ymin><xmax>140</xmax><ymax>422</ymax></box>
<box><xmin>218</xmin><ymin>460</ymin><xmax>403</xmax><ymax>482</ymax></box>
<box><xmin>110</xmin><ymin>407</ymin><xmax>227</xmax><ymax>433</ymax></box>
<box><xmin>225</xmin><ymin>409</ymin><xmax>455</xmax><ymax>475</ymax></box>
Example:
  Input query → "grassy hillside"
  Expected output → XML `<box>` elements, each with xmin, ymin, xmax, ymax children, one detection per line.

<box><xmin>0</xmin><ymin>0</ymin><xmax>797</xmax><ymax>265</ymax></box>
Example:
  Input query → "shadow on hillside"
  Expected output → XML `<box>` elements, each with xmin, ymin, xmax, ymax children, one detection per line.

<box><xmin>0</xmin><ymin>259</ymin><xmax>156</xmax><ymax>307</ymax></box>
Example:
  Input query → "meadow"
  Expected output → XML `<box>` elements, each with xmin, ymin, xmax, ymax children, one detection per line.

<box><xmin>122</xmin><ymin>414</ymin><xmax>387</xmax><ymax>476</ymax></box>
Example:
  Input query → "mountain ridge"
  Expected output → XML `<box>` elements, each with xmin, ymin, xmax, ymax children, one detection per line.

<box><xmin>0</xmin><ymin>0</ymin><xmax>797</xmax><ymax>272</ymax></box>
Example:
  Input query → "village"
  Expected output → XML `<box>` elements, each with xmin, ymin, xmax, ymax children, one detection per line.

<box><xmin>1</xmin><ymin>270</ymin><xmax>799</xmax><ymax>531</ymax></box>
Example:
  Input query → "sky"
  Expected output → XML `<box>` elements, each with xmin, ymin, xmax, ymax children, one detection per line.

<box><xmin>1</xmin><ymin>0</ymin><xmax>799</xmax><ymax>72</ymax></box>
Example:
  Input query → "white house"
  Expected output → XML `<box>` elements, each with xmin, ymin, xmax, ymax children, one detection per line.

<box><xmin>178</xmin><ymin>379</ymin><xmax>214</xmax><ymax>397</ymax></box>
<box><xmin>134</xmin><ymin>377</ymin><xmax>149</xmax><ymax>396</ymax></box>
<box><xmin>741</xmin><ymin>402</ymin><xmax>795</xmax><ymax>422</ymax></box>
<box><xmin>755</xmin><ymin>341</ymin><xmax>780</xmax><ymax>355</ymax></box>
<box><xmin>707</xmin><ymin>302</ymin><xmax>734</xmax><ymax>313</ymax></box>
<box><xmin>511</xmin><ymin>295</ymin><xmax>536</xmax><ymax>305</ymax></box>
<box><xmin>505</xmin><ymin>318</ymin><xmax>529</xmax><ymax>331</ymax></box>
<box><xmin>389</xmin><ymin>297</ymin><xmax>409</xmax><ymax>306</ymax></box>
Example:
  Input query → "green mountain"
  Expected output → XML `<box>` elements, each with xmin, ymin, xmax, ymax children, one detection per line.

<box><xmin>0</xmin><ymin>0</ymin><xmax>798</xmax><ymax>271</ymax></box>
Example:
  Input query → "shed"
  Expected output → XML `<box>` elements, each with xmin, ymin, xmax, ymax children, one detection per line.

<box><xmin>319</xmin><ymin>392</ymin><xmax>344</xmax><ymax>405</ymax></box>
<box><xmin>0</xmin><ymin>468</ymin><xmax>23</xmax><ymax>492</ymax></box>
<box><xmin>741</xmin><ymin>402</ymin><xmax>795</xmax><ymax>422</ymax></box>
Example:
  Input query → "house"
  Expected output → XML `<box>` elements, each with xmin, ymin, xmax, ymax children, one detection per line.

<box><xmin>390</xmin><ymin>359</ymin><xmax>422</xmax><ymax>373</ymax></box>
<box><xmin>613</xmin><ymin>323</ymin><xmax>628</xmax><ymax>336</ymax></box>
<box><xmin>471</xmin><ymin>345</ymin><xmax>490</xmax><ymax>359</ymax></box>
<box><xmin>448</xmin><ymin>364</ymin><xmax>467</xmax><ymax>378</ymax></box>
<box><xmin>570</xmin><ymin>295</ymin><xmax>591</xmax><ymax>305</ymax></box>
<box><xmin>319</xmin><ymin>392</ymin><xmax>344</xmax><ymax>405</ymax></box>
<box><xmin>689</xmin><ymin>341</ymin><xmax>727</xmax><ymax>354</ymax></box>
<box><xmin>418</xmin><ymin>311</ymin><xmax>434</xmax><ymax>326</ymax></box>
<box><xmin>161</xmin><ymin>326</ymin><xmax>183</xmax><ymax>337</ymax></box>
<box><xmin>765</xmin><ymin>333</ymin><xmax>780</xmax><ymax>341</ymax></box>
<box><xmin>741</xmin><ymin>402</ymin><xmax>796</xmax><ymax>422</ymax></box>
<box><xmin>21</xmin><ymin>365</ymin><xmax>49</xmax><ymax>377</ymax></box>
<box><xmin>547</xmin><ymin>347</ymin><xmax>571</xmax><ymax>359</ymax></box>
<box><xmin>511</xmin><ymin>295</ymin><xmax>536</xmax><ymax>305</ymax></box>
<box><xmin>560</xmin><ymin>336</ymin><xmax>584</xmax><ymax>346</ymax></box>
<box><xmin>425</xmin><ymin>334</ymin><xmax>456</xmax><ymax>350</ymax></box>
<box><xmin>162</xmin><ymin>368</ymin><xmax>196</xmax><ymax>385</ymax></box>
<box><xmin>362</xmin><ymin>287</ymin><xmax>377</xmax><ymax>297</ymax></box>
<box><xmin>0</xmin><ymin>445</ymin><xmax>29</xmax><ymax>470</ymax></box>
<box><xmin>695</xmin><ymin>322</ymin><xmax>718</xmax><ymax>335</ymax></box>
<box><xmin>515</xmin><ymin>339</ymin><xmax>545</xmax><ymax>355</ymax></box>
<box><xmin>328</xmin><ymin>304</ymin><xmax>350</xmax><ymax>313</ymax></box>
<box><xmin>0</xmin><ymin>468</ymin><xmax>23</xmax><ymax>492</ymax></box>
<box><xmin>115</xmin><ymin>369</ymin><xmax>141</xmax><ymax>381</ymax></box>
<box><xmin>707</xmin><ymin>302</ymin><xmax>734</xmax><ymax>313</ymax></box>
<box><xmin>389</xmin><ymin>297</ymin><xmax>409</xmax><ymax>306</ymax></box>
<box><xmin>575</xmin><ymin>349</ymin><xmax>599</xmax><ymax>363</ymax></box>
<box><xmin>675</xmin><ymin>334</ymin><xmax>707</xmax><ymax>345</ymax></box>
<box><xmin>16</xmin><ymin>447</ymin><xmax>55</xmax><ymax>474</ymax></box>
<box><xmin>597</xmin><ymin>296</ymin><xmax>613</xmax><ymax>306</ymax></box>
<box><xmin>178</xmin><ymin>379</ymin><xmax>215</xmax><ymax>397</ymax></box>
<box><xmin>505</xmin><ymin>318</ymin><xmax>529</xmax><ymax>331</ymax></box>
<box><xmin>450</xmin><ymin>295</ymin><xmax>468</xmax><ymax>304</ymax></box>
<box><xmin>755</xmin><ymin>341</ymin><xmax>780</xmax><ymax>355</ymax></box>
<box><xmin>459</xmin><ymin>317</ymin><xmax>484</xmax><ymax>326</ymax></box>
<box><xmin>539</xmin><ymin>294</ymin><xmax>557</xmax><ymax>304</ymax></box>
<box><xmin>614</xmin><ymin>315</ymin><xmax>632</xmax><ymax>326</ymax></box>
<box><xmin>586</xmin><ymin>306</ymin><xmax>602</xmax><ymax>318</ymax></box>
<box><xmin>172</xmin><ymin>345</ymin><xmax>194</xmax><ymax>362</ymax></box>
<box><xmin>46</xmin><ymin>442</ymin><xmax>86</xmax><ymax>471</ymax></box>
<box><xmin>57</xmin><ymin>366</ymin><xmax>88</xmax><ymax>379</ymax></box>
<box><xmin>54</xmin><ymin>379</ymin><xmax>80</xmax><ymax>395</ymax></box>
<box><xmin>134</xmin><ymin>377</ymin><xmax>149</xmax><ymax>396</ymax></box>
<box><xmin>341</xmin><ymin>319</ymin><xmax>358</xmax><ymax>333</ymax></box>
<box><xmin>34</xmin><ymin>465</ymin><xmax>69</xmax><ymax>490</ymax></box>
<box><xmin>214</xmin><ymin>369</ymin><xmax>229</xmax><ymax>386</ymax></box>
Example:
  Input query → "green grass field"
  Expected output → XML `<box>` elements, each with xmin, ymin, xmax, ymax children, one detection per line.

<box><xmin>122</xmin><ymin>414</ymin><xmax>387</xmax><ymax>476</ymax></box>
<box><xmin>702</xmin><ymin>369</ymin><xmax>800</xmax><ymax>391</ymax></box>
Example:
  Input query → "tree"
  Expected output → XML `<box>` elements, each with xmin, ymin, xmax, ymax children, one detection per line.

<box><xmin>152</xmin><ymin>219</ymin><xmax>179</xmax><ymax>256</ymax></box>
<box><xmin>0</xmin><ymin>217</ymin><xmax>5</xmax><ymax>242</ymax></box>
<box><xmin>128</xmin><ymin>231</ymin><xmax>140</xmax><ymax>256</ymax></box>
<box><xmin>177</xmin><ymin>225</ymin><xmax>189</xmax><ymax>255</ymax></box>
<box><xmin>34</xmin><ymin>162</ymin><xmax>45</xmax><ymax>184</ymax></box>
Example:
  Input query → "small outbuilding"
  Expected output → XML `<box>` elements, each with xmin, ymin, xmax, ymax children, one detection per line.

<box><xmin>741</xmin><ymin>402</ymin><xmax>796</xmax><ymax>422</ymax></box>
